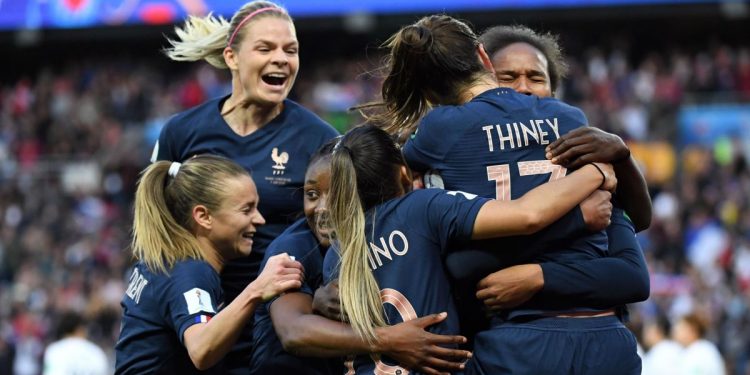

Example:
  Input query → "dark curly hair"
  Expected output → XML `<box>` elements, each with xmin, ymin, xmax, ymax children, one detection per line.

<box><xmin>479</xmin><ymin>25</ymin><xmax>568</xmax><ymax>93</ymax></box>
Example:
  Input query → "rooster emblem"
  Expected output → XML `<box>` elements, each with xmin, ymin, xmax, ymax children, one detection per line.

<box><xmin>271</xmin><ymin>147</ymin><xmax>289</xmax><ymax>175</ymax></box>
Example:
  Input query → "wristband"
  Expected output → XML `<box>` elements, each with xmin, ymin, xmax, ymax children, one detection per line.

<box><xmin>589</xmin><ymin>163</ymin><xmax>607</xmax><ymax>190</ymax></box>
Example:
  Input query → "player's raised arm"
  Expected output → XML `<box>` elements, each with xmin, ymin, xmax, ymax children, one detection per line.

<box><xmin>472</xmin><ymin>162</ymin><xmax>615</xmax><ymax>239</ymax></box>
<box><xmin>183</xmin><ymin>253</ymin><xmax>302</xmax><ymax>370</ymax></box>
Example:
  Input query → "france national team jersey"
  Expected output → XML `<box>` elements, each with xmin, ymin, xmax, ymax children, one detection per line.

<box><xmin>404</xmin><ymin>88</ymin><xmax>585</xmax><ymax>197</ymax></box>
<box><xmin>115</xmin><ymin>260</ymin><xmax>222</xmax><ymax>375</ymax></box>
<box><xmin>151</xmin><ymin>96</ymin><xmax>338</xmax><ymax>300</ymax></box>
<box><xmin>325</xmin><ymin>189</ymin><xmax>488</xmax><ymax>373</ymax></box>
<box><xmin>403</xmin><ymin>88</ymin><xmax>608</xmax><ymax>317</ymax></box>
<box><xmin>250</xmin><ymin>219</ymin><xmax>340</xmax><ymax>375</ymax></box>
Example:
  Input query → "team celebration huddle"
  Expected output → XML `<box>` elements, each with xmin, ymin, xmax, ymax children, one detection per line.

<box><xmin>114</xmin><ymin>1</ymin><xmax>652</xmax><ymax>374</ymax></box>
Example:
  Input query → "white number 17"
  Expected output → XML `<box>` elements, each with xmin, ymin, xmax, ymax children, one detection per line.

<box><xmin>487</xmin><ymin>160</ymin><xmax>567</xmax><ymax>201</ymax></box>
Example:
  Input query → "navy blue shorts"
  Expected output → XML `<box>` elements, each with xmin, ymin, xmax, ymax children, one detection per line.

<box><xmin>466</xmin><ymin>316</ymin><xmax>641</xmax><ymax>375</ymax></box>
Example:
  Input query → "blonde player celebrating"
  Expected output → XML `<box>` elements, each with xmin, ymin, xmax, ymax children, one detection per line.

<box><xmin>154</xmin><ymin>2</ymin><xmax>338</xmax><ymax>371</ymax></box>
<box><xmin>115</xmin><ymin>155</ymin><xmax>303</xmax><ymax>374</ymax></box>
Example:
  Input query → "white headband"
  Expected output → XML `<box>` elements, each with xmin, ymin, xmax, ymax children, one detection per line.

<box><xmin>168</xmin><ymin>162</ymin><xmax>182</xmax><ymax>178</ymax></box>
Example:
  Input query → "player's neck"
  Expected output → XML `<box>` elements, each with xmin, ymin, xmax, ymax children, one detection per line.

<box><xmin>195</xmin><ymin>237</ymin><xmax>225</xmax><ymax>273</ymax></box>
<box><xmin>459</xmin><ymin>75</ymin><xmax>498</xmax><ymax>104</ymax></box>
<box><xmin>221</xmin><ymin>95</ymin><xmax>284</xmax><ymax>136</ymax></box>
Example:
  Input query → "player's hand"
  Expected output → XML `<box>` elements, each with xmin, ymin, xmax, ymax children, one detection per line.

<box><xmin>312</xmin><ymin>280</ymin><xmax>343</xmax><ymax>321</ymax></box>
<box><xmin>377</xmin><ymin>312</ymin><xmax>471</xmax><ymax>375</ymax></box>
<box><xmin>546</xmin><ymin>127</ymin><xmax>630</xmax><ymax>169</ymax></box>
<box><xmin>476</xmin><ymin>264</ymin><xmax>544</xmax><ymax>310</ymax></box>
<box><xmin>590</xmin><ymin>162</ymin><xmax>617</xmax><ymax>192</ymax></box>
<box><xmin>580</xmin><ymin>190</ymin><xmax>613</xmax><ymax>231</ymax></box>
<box><xmin>251</xmin><ymin>253</ymin><xmax>304</xmax><ymax>301</ymax></box>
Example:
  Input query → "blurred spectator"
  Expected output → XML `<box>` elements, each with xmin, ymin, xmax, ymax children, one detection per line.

<box><xmin>641</xmin><ymin>315</ymin><xmax>682</xmax><ymax>375</ymax></box>
<box><xmin>672</xmin><ymin>313</ymin><xmax>727</xmax><ymax>375</ymax></box>
<box><xmin>42</xmin><ymin>311</ymin><xmax>108</xmax><ymax>375</ymax></box>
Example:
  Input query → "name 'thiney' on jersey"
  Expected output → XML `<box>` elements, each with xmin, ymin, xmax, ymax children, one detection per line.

<box><xmin>481</xmin><ymin>117</ymin><xmax>561</xmax><ymax>152</ymax></box>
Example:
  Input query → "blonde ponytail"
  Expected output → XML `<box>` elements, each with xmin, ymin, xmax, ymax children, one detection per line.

<box><xmin>132</xmin><ymin>161</ymin><xmax>205</xmax><ymax>273</ymax></box>
<box><xmin>163</xmin><ymin>1</ymin><xmax>292</xmax><ymax>70</ymax></box>
<box><xmin>164</xmin><ymin>14</ymin><xmax>231</xmax><ymax>69</ymax></box>
<box><xmin>132</xmin><ymin>155</ymin><xmax>249</xmax><ymax>273</ymax></box>
<box><xmin>329</xmin><ymin>149</ymin><xmax>387</xmax><ymax>344</ymax></box>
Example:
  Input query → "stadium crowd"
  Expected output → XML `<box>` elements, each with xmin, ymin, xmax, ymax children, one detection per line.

<box><xmin>1</xmin><ymin>35</ymin><xmax>749</xmax><ymax>374</ymax></box>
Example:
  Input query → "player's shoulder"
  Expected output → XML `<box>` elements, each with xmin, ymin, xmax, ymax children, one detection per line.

<box><xmin>282</xmin><ymin>99</ymin><xmax>339</xmax><ymax>136</ymax></box>
<box><xmin>390</xmin><ymin>188</ymin><xmax>468</xmax><ymax>212</ymax></box>
<box><xmin>266</xmin><ymin>219</ymin><xmax>320</xmax><ymax>258</ymax></box>
<box><xmin>420</xmin><ymin>103</ymin><xmax>468</xmax><ymax>129</ymax></box>
<box><xmin>164</xmin><ymin>96</ymin><xmax>224</xmax><ymax>130</ymax></box>
<box><xmin>157</xmin><ymin>260</ymin><xmax>220</xmax><ymax>304</ymax></box>
<box><xmin>168</xmin><ymin>259</ymin><xmax>219</xmax><ymax>282</ymax></box>
<box><xmin>537</xmin><ymin>96</ymin><xmax>587</xmax><ymax>121</ymax></box>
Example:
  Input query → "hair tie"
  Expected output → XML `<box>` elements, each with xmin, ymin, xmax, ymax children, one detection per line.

<box><xmin>403</xmin><ymin>25</ymin><xmax>433</xmax><ymax>53</ymax></box>
<box><xmin>332</xmin><ymin>137</ymin><xmax>344</xmax><ymax>153</ymax></box>
<box><xmin>168</xmin><ymin>162</ymin><xmax>182</xmax><ymax>178</ymax></box>
<box><xmin>227</xmin><ymin>6</ymin><xmax>284</xmax><ymax>47</ymax></box>
<box><xmin>333</xmin><ymin>138</ymin><xmax>352</xmax><ymax>155</ymax></box>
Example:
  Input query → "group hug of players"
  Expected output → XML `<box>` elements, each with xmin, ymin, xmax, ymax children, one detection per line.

<box><xmin>114</xmin><ymin>1</ymin><xmax>652</xmax><ymax>374</ymax></box>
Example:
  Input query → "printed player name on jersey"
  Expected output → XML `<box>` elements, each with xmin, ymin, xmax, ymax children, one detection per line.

<box><xmin>367</xmin><ymin>230</ymin><xmax>409</xmax><ymax>271</ymax></box>
<box><xmin>125</xmin><ymin>268</ymin><xmax>149</xmax><ymax>304</ymax></box>
<box><xmin>481</xmin><ymin>117</ymin><xmax>561</xmax><ymax>152</ymax></box>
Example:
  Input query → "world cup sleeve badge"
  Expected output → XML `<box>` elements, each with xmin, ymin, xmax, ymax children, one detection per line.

<box><xmin>184</xmin><ymin>288</ymin><xmax>216</xmax><ymax>315</ymax></box>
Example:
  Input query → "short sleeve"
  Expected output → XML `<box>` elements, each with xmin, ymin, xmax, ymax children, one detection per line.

<box><xmin>262</xmin><ymin>231</ymin><xmax>323</xmax><ymax>306</ymax></box>
<box><xmin>421</xmin><ymin>190</ymin><xmax>489</xmax><ymax>250</ymax></box>
<box><xmin>163</xmin><ymin>261</ymin><xmax>222</xmax><ymax>344</ymax></box>
<box><xmin>152</xmin><ymin>117</ymin><xmax>179</xmax><ymax>162</ymax></box>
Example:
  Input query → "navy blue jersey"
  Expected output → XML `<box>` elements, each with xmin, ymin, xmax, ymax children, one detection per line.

<box><xmin>404</xmin><ymin>88</ymin><xmax>585</xmax><ymax>197</ymax></box>
<box><xmin>115</xmin><ymin>260</ymin><xmax>222</xmax><ymax>375</ymax></box>
<box><xmin>152</xmin><ymin>96</ymin><xmax>338</xmax><ymax>298</ymax></box>
<box><xmin>250</xmin><ymin>219</ymin><xmax>339</xmax><ymax>375</ymax></box>
<box><xmin>333</xmin><ymin>189</ymin><xmax>488</xmax><ymax>373</ymax></box>
<box><xmin>536</xmin><ymin>208</ymin><xmax>650</xmax><ymax>318</ymax></box>
<box><xmin>322</xmin><ymin>245</ymin><xmax>341</xmax><ymax>285</ymax></box>
<box><xmin>403</xmin><ymin>88</ymin><xmax>608</xmax><ymax>316</ymax></box>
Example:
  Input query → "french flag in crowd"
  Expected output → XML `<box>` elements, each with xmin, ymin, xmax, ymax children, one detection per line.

<box><xmin>195</xmin><ymin>315</ymin><xmax>212</xmax><ymax>323</ymax></box>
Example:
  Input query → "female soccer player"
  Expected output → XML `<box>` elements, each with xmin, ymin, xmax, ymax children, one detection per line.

<box><xmin>154</xmin><ymin>1</ymin><xmax>338</xmax><ymax>370</ymax></box>
<box><xmin>473</xmin><ymin>24</ymin><xmax>650</xmax><ymax>314</ymax></box>
<box><xmin>328</xmin><ymin>125</ymin><xmax>614</xmax><ymax>374</ymax></box>
<box><xmin>375</xmin><ymin>15</ymin><xmax>643</xmax><ymax>374</ymax></box>
<box><xmin>115</xmin><ymin>155</ymin><xmax>303</xmax><ymax>374</ymax></box>
<box><xmin>250</xmin><ymin>139</ymin><xmax>472</xmax><ymax>374</ymax></box>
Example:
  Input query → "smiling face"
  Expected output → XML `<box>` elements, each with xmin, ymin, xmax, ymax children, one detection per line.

<box><xmin>304</xmin><ymin>157</ymin><xmax>332</xmax><ymax>247</ymax></box>
<box><xmin>491</xmin><ymin>42</ymin><xmax>552</xmax><ymax>97</ymax></box>
<box><xmin>226</xmin><ymin>16</ymin><xmax>299</xmax><ymax>107</ymax></box>
<box><xmin>207</xmin><ymin>175</ymin><xmax>266</xmax><ymax>260</ymax></box>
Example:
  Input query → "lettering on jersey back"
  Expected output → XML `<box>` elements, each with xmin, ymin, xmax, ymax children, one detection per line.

<box><xmin>481</xmin><ymin>117</ymin><xmax>561</xmax><ymax>152</ymax></box>
<box><xmin>367</xmin><ymin>230</ymin><xmax>409</xmax><ymax>270</ymax></box>
<box><xmin>125</xmin><ymin>268</ymin><xmax>149</xmax><ymax>304</ymax></box>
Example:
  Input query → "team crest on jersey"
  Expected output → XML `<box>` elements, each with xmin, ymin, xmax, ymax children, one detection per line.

<box><xmin>265</xmin><ymin>146</ymin><xmax>292</xmax><ymax>186</ymax></box>
<box><xmin>271</xmin><ymin>147</ymin><xmax>289</xmax><ymax>175</ymax></box>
